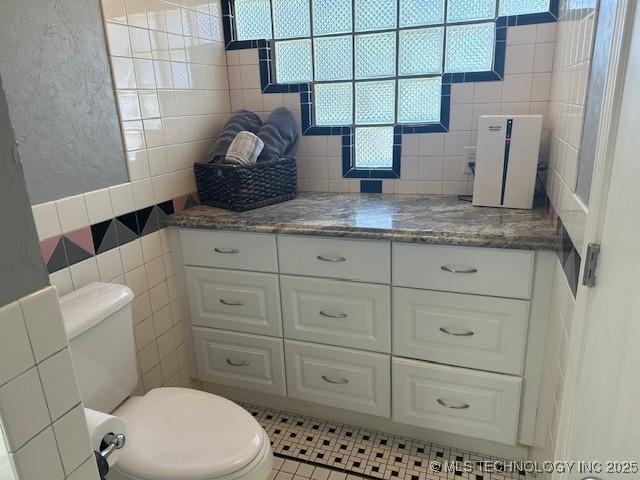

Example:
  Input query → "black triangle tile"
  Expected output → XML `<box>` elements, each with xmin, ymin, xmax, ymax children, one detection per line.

<box><xmin>117</xmin><ymin>212</ymin><xmax>140</xmax><ymax>235</ymax></box>
<box><xmin>47</xmin><ymin>238</ymin><xmax>68</xmax><ymax>273</ymax></box>
<box><xmin>137</xmin><ymin>206</ymin><xmax>159</xmax><ymax>236</ymax></box>
<box><xmin>95</xmin><ymin>220</ymin><xmax>118</xmax><ymax>254</ymax></box>
<box><xmin>157</xmin><ymin>200</ymin><xmax>175</xmax><ymax>216</ymax></box>
<box><xmin>63</xmin><ymin>237</ymin><xmax>92</xmax><ymax>266</ymax></box>
<box><xmin>91</xmin><ymin>220</ymin><xmax>113</xmax><ymax>251</ymax></box>
<box><xmin>115</xmin><ymin>218</ymin><xmax>139</xmax><ymax>245</ymax></box>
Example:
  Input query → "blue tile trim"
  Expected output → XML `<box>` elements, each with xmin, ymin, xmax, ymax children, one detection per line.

<box><xmin>223</xmin><ymin>1</ymin><xmax>558</xmax><ymax>179</ymax></box>
<box><xmin>360</xmin><ymin>180</ymin><xmax>383</xmax><ymax>193</ymax></box>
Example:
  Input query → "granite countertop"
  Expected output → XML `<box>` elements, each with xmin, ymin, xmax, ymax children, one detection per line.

<box><xmin>165</xmin><ymin>193</ymin><xmax>558</xmax><ymax>250</ymax></box>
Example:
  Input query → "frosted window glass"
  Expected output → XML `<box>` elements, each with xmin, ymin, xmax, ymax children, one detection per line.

<box><xmin>315</xmin><ymin>83</ymin><xmax>353</xmax><ymax>125</ymax></box>
<box><xmin>498</xmin><ymin>0</ymin><xmax>550</xmax><ymax>16</ymax></box>
<box><xmin>398</xmin><ymin>27</ymin><xmax>444</xmax><ymax>76</ymax></box>
<box><xmin>447</xmin><ymin>0</ymin><xmax>496</xmax><ymax>22</ymax></box>
<box><xmin>355</xmin><ymin>126</ymin><xmax>394</xmax><ymax>168</ymax></box>
<box><xmin>313</xmin><ymin>0</ymin><xmax>352</xmax><ymax>35</ymax></box>
<box><xmin>273</xmin><ymin>0</ymin><xmax>311</xmax><ymax>38</ymax></box>
<box><xmin>355</xmin><ymin>32</ymin><xmax>396</xmax><ymax>79</ymax></box>
<box><xmin>399</xmin><ymin>0</ymin><xmax>444</xmax><ymax>27</ymax></box>
<box><xmin>314</xmin><ymin>36</ymin><xmax>353</xmax><ymax>81</ymax></box>
<box><xmin>397</xmin><ymin>77</ymin><xmax>441</xmax><ymax>123</ymax></box>
<box><xmin>275</xmin><ymin>39</ymin><xmax>313</xmax><ymax>83</ymax></box>
<box><xmin>234</xmin><ymin>0</ymin><xmax>272</xmax><ymax>40</ymax></box>
<box><xmin>355</xmin><ymin>80</ymin><xmax>395</xmax><ymax>124</ymax></box>
<box><xmin>355</xmin><ymin>0</ymin><xmax>397</xmax><ymax>32</ymax></box>
<box><xmin>445</xmin><ymin>23</ymin><xmax>495</xmax><ymax>73</ymax></box>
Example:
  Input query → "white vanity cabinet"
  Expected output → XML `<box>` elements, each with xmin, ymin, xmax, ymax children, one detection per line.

<box><xmin>176</xmin><ymin>229</ymin><xmax>553</xmax><ymax>447</ymax></box>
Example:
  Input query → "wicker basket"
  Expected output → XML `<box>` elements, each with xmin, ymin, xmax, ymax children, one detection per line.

<box><xmin>194</xmin><ymin>157</ymin><xmax>297</xmax><ymax>211</ymax></box>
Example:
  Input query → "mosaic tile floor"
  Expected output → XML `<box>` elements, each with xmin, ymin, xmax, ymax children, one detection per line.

<box><xmin>241</xmin><ymin>403</ymin><xmax>528</xmax><ymax>480</ymax></box>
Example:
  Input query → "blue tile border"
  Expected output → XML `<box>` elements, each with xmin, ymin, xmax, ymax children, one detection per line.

<box><xmin>360</xmin><ymin>180</ymin><xmax>383</xmax><ymax>193</ymax></box>
<box><xmin>223</xmin><ymin>1</ymin><xmax>558</xmax><ymax>181</ymax></box>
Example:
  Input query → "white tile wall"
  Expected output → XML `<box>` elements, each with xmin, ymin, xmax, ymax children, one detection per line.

<box><xmin>0</xmin><ymin>287</ymin><xmax>99</xmax><ymax>480</ymax></box>
<box><xmin>545</xmin><ymin>1</ymin><xmax>596</xmax><ymax>250</ymax></box>
<box><xmin>529</xmin><ymin>257</ymin><xmax>575</xmax><ymax>474</ymax></box>
<box><xmin>530</xmin><ymin>5</ymin><xmax>599</xmax><ymax>473</ymax></box>
<box><xmin>227</xmin><ymin>24</ymin><xmax>556</xmax><ymax>195</ymax></box>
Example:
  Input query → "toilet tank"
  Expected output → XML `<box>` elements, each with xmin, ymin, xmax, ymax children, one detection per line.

<box><xmin>60</xmin><ymin>283</ymin><xmax>138</xmax><ymax>413</ymax></box>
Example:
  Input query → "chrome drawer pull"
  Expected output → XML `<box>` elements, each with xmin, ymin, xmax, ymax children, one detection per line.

<box><xmin>220</xmin><ymin>299</ymin><xmax>244</xmax><ymax>306</ymax></box>
<box><xmin>214</xmin><ymin>247</ymin><xmax>239</xmax><ymax>254</ymax></box>
<box><xmin>322</xmin><ymin>375</ymin><xmax>349</xmax><ymax>385</ymax></box>
<box><xmin>226</xmin><ymin>358</ymin><xmax>249</xmax><ymax>367</ymax></box>
<box><xmin>316</xmin><ymin>255</ymin><xmax>346</xmax><ymax>263</ymax></box>
<box><xmin>319</xmin><ymin>311</ymin><xmax>348</xmax><ymax>319</ymax></box>
<box><xmin>440</xmin><ymin>265</ymin><xmax>478</xmax><ymax>274</ymax></box>
<box><xmin>437</xmin><ymin>398</ymin><xmax>470</xmax><ymax>409</ymax></box>
<box><xmin>439</xmin><ymin>327</ymin><xmax>474</xmax><ymax>337</ymax></box>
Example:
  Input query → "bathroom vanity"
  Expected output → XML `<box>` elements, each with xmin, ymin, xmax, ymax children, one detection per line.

<box><xmin>166</xmin><ymin>193</ymin><xmax>557</xmax><ymax>449</ymax></box>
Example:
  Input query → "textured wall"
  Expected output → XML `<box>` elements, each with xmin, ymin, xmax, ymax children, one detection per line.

<box><xmin>0</xmin><ymin>0</ymin><xmax>127</xmax><ymax>204</ymax></box>
<box><xmin>0</xmin><ymin>77</ymin><xmax>49</xmax><ymax>306</ymax></box>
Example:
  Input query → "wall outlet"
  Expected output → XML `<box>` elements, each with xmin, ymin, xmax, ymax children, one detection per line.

<box><xmin>463</xmin><ymin>146</ymin><xmax>477</xmax><ymax>174</ymax></box>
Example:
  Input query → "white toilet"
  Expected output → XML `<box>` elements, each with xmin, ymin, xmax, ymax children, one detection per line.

<box><xmin>59</xmin><ymin>282</ymin><xmax>273</xmax><ymax>480</ymax></box>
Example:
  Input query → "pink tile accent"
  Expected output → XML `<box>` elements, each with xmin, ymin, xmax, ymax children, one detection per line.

<box><xmin>40</xmin><ymin>236</ymin><xmax>62</xmax><ymax>264</ymax></box>
<box><xmin>65</xmin><ymin>226</ymin><xmax>95</xmax><ymax>255</ymax></box>
<box><xmin>173</xmin><ymin>195</ymin><xmax>188</xmax><ymax>213</ymax></box>
<box><xmin>191</xmin><ymin>191</ymin><xmax>200</xmax><ymax>204</ymax></box>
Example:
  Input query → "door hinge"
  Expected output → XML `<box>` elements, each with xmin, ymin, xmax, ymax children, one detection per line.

<box><xmin>582</xmin><ymin>243</ymin><xmax>601</xmax><ymax>288</ymax></box>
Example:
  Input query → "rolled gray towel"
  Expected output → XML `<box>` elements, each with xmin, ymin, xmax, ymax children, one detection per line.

<box><xmin>207</xmin><ymin>110</ymin><xmax>262</xmax><ymax>163</ymax></box>
<box><xmin>256</xmin><ymin>108</ymin><xmax>299</xmax><ymax>162</ymax></box>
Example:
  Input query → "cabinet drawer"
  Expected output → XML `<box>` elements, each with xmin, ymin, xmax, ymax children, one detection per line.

<box><xmin>278</xmin><ymin>236</ymin><xmax>390</xmax><ymax>283</ymax></box>
<box><xmin>285</xmin><ymin>340</ymin><xmax>390</xmax><ymax>417</ymax></box>
<box><xmin>392</xmin><ymin>244</ymin><xmax>534</xmax><ymax>299</ymax></box>
<box><xmin>392</xmin><ymin>358</ymin><xmax>521</xmax><ymax>445</ymax></box>
<box><xmin>180</xmin><ymin>229</ymin><xmax>278</xmax><ymax>273</ymax></box>
<box><xmin>185</xmin><ymin>267</ymin><xmax>282</xmax><ymax>337</ymax></box>
<box><xmin>393</xmin><ymin>288</ymin><xmax>528</xmax><ymax>374</ymax></box>
<box><xmin>281</xmin><ymin>276</ymin><xmax>390</xmax><ymax>353</ymax></box>
<box><xmin>193</xmin><ymin>327</ymin><xmax>286</xmax><ymax>395</ymax></box>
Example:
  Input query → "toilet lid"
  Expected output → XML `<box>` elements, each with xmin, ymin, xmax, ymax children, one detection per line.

<box><xmin>115</xmin><ymin>388</ymin><xmax>265</xmax><ymax>480</ymax></box>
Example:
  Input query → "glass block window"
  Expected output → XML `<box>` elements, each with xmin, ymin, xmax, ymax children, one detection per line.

<box><xmin>314</xmin><ymin>36</ymin><xmax>353</xmax><ymax>81</ymax></box>
<box><xmin>313</xmin><ymin>0</ymin><xmax>353</xmax><ymax>35</ymax></box>
<box><xmin>231</xmin><ymin>0</ymin><xmax>554</xmax><ymax>172</ymax></box>
<box><xmin>234</xmin><ymin>0</ymin><xmax>273</xmax><ymax>40</ymax></box>
<box><xmin>398</xmin><ymin>27</ymin><xmax>444</xmax><ymax>76</ymax></box>
<box><xmin>447</xmin><ymin>0</ymin><xmax>496</xmax><ymax>23</ymax></box>
<box><xmin>355</xmin><ymin>126</ymin><xmax>394</xmax><ymax>168</ymax></box>
<box><xmin>355</xmin><ymin>0</ymin><xmax>397</xmax><ymax>32</ymax></box>
<box><xmin>315</xmin><ymin>83</ymin><xmax>353</xmax><ymax>125</ymax></box>
<box><xmin>398</xmin><ymin>78</ymin><xmax>441</xmax><ymax>123</ymax></box>
<box><xmin>399</xmin><ymin>0</ymin><xmax>444</xmax><ymax>27</ymax></box>
<box><xmin>499</xmin><ymin>0</ymin><xmax>550</xmax><ymax>16</ymax></box>
<box><xmin>273</xmin><ymin>0</ymin><xmax>311</xmax><ymax>38</ymax></box>
<box><xmin>445</xmin><ymin>23</ymin><xmax>495</xmax><ymax>73</ymax></box>
<box><xmin>355</xmin><ymin>32</ymin><xmax>396</xmax><ymax>79</ymax></box>
<box><xmin>355</xmin><ymin>80</ymin><xmax>396</xmax><ymax>124</ymax></box>
<box><xmin>275</xmin><ymin>39</ymin><xmax>313</xmax><ymax>83</ymax></box>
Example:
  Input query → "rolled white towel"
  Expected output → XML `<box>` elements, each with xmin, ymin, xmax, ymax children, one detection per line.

<box><xmin>224</xmin><ymin>131</ymin><xmax>264</xmax><ymax>165</ymax></box>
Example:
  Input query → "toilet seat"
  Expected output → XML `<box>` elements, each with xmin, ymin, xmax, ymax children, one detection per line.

<box><xmin>112</xmin><ymin>388</ymin><xmax>270</xmax><ymax>480</ymax></box>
